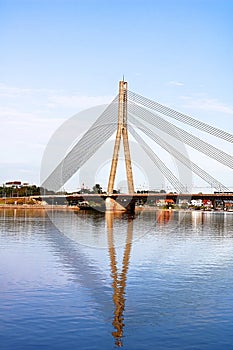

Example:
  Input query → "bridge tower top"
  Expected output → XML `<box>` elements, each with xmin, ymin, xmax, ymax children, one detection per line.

<box><xmin>119</xmin><ymin>80</ymin><xmax>128</xmax><ymax>126</ymax></box>
<box><xmin>107</xmin><ymin>81</ymin><xmax>134</xmax><ymax>194</ymax></box>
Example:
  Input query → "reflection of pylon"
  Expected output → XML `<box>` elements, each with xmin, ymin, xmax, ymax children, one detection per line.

<box><xmin>106</xmin><ymin>212</ymin><xmax>133</xmax><ymax>347</ymax></box>
<box><xmin>107</xmin><ymin>80</ymin><xmax>134</xmax><ymax>194</ymax></box>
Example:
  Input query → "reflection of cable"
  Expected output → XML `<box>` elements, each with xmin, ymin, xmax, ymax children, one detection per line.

<box><xmin>128</xmin><ymin>124</ymin><xmax>186</xmax><ymax>193</ymax></box>
<box><xmin>129</xmin><ymin>114</ymin><xmax>229</xmax><ymax>192</ymax></box>
<box><xmin>128</xmin><ymin>103</ymin><xmax>233</xmax><ymax>170</ymax></box>
<box><xmin>128</xmin><ymin>90</ymin><xmax>233</xmax><ymax>143</ymax></box>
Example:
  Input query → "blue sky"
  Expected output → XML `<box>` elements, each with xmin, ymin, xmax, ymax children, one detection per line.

<box><xmin>0</xmin><ymin>0</ymin><xmax>233</xmax><ymax>190</ymax></box>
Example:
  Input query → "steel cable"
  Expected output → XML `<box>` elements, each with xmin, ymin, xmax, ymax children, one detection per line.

<box><xmin>128</xmin><ymin>90</ymin><xmax>233</xmax><ymax>143</ymax></box>
<box><xmin>128</xmin><ymin>124</ymin><xmax>186</xmax><ymax>193</ymax></box>
<box><xmin>129</xmin><ymin>114</ymin><xmax>229</xmax><ymax>192</ymax></box>
<box><xmin>42</xmin><ymin>96</ymin><xmax>119</xmax><ymax>191</ymax></box>
<box><xmin>128</xmin><ymin>103</ymin><xmax>233</xmax><ymax>170</ymax></box>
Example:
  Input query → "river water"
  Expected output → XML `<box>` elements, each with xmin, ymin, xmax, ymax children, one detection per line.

<box><xmin>0</xmin><ymin>208</ymin><xmax>233</xmax><ymax>350</ymax></box>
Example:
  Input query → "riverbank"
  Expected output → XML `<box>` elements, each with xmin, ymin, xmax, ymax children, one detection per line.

<box><xmin>0</xmin><ymin>204</ymin><xmax>232</xmax><ymax>213</ymax></box>
<box><xmin>0</xmin><ymin>204</ymin><xmax>80</xmax><ymax>210</ymax></box>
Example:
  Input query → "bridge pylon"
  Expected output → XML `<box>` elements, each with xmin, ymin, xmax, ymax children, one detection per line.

<box><xmin>107</xmin><ymin>80</ymin><xmax>134</xmax><ymax>196</ymax></box>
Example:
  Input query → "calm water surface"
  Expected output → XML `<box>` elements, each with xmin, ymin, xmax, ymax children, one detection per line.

<box><xmin>0</xmin><ymin>208</ymin><xmax>233</xmax><ymax>350</ymax></box>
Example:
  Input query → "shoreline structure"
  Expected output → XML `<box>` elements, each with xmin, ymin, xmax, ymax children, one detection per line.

<box><xmin>0</xmin><ymin>204</ymin><xmax>232</xmax><ymax>213</ymax></box>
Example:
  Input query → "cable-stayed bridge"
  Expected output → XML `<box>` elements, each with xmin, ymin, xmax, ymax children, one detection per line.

<box><xmin>41</xmin><ymin>81</ymin><xmax>233</xmax><ymax>212</ymax></box>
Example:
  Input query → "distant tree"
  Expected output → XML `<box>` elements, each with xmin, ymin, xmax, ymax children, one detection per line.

<box><xmin>92</xmin><ymin>184</ymin><xmax>102</xmax><ymax>194</ymax></box>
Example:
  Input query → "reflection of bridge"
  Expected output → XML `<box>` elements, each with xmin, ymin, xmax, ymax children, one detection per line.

<box><xmin>106</xmin><ymin>213</ymin><xmax>133</xmax><ymax>347</ymax></box>
<box><xmin>41</xmin><ymin>80</ymin><xmax>233</xmax><ymax>212</ymax></box>
<box><xmin>0</xmin><ymin>208</ymin><xmax>133</xmax><ymax>348</ymax></box>
<box><xmin>2</xmin><ymin>208</ymin><xmax>233</xmax><ymax>347</ymax></box>
<box><xmin>44</xmin><ymin>210</ymin><xmax>133</xmax><ymax>347</ymax></box>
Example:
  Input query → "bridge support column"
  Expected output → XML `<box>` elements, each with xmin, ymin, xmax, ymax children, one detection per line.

<box><xmin>105</xmin><ymin>197</ymin><xmax>126</xmax><ymax>212</ymax></box>
<box><xmin>212</xmin><ymin>199</ymin><xmax>217</xmax><ymax>210</ymax></box>
<box><xmin>106</xmin><ymin>80</ymin><xmax>135</xmax><ymax>213</ymax></box>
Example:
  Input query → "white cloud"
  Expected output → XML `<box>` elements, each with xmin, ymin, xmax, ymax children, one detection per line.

<box><xmin>0</xmin><ymin>107</ymin><xmax>65</xmax><ymax>127</ymax></box>
<box><xmin>0</xmin><ymin>83</ymin><xmax>32</xmax><ymax>97</ymax></box>
<box><xmin>0</xmin><ymin>107</ymin><xmax>35</xmax><ymax>120</ymax></box>
<box><xmin>0</xmin><ymin>83</ymin><xmax>60</xmax><ymax>98</ymax></box>
<box><xmin>0</xmin><ymin>82</ymin><xmax>114</xmax><ymax>110</ymax></box>
<box><xmin>168</xmin><ymin>80</ymin><xmax>184</xmax><ymax>86</ymax></box>
<box><xmin>0</xmin><ymin>107</ymin><xmax>65</xmax><ymax>160</ymax></box>
<box><xmin>0</xmin><ymin>83</ymin><xmax>115</xmax><ymax>184</ymax></box>
<box><xmin>180</xmin><ymin>95</ymin><xmax>233</xmax><ymax>115</ymax></box>
<box><xmin>48</xmin><ymin>93</ymin><xmax>114</xmax><ymax>109</ymax></box>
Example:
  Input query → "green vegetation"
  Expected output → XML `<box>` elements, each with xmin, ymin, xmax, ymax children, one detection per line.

<box><xmin>0</xmin><ymin>197</ymin><xmax>36</xmax><ymax>205</ymax></box>
<box><xmin>0</xmin><ymin>185</ymin><xmax>54</xmax><ymax>198</ymax></box>
<box><xmin>92</xmin><ymin>184</ymin><xmax>103</xmax><ymax>194</ymax></box>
